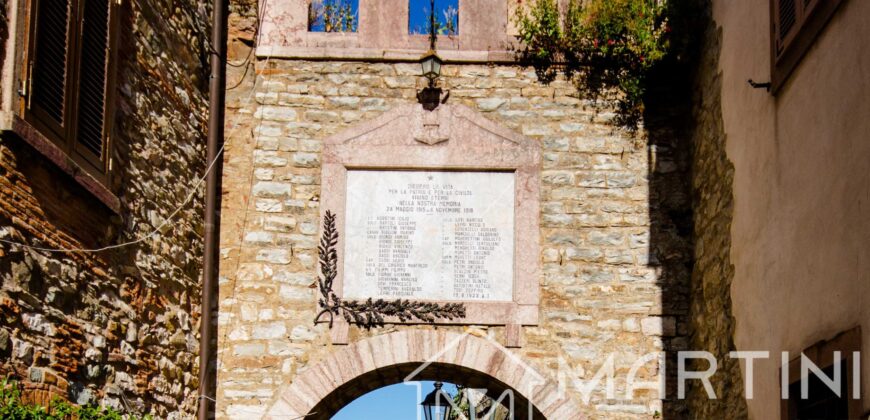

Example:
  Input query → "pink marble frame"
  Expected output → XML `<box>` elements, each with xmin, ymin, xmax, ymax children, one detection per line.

<box><xmin>256</xmin><ymin>0</ymin><xmax>518</xmax><ymax>62</ymax></box>
<box><xmin>320</xmin><ymin>104</ymin><xmax>541</xmax><ymax>329</ymax></box>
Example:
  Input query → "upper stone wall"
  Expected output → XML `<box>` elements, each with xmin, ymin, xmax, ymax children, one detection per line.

<box><xmin>217</xmin><ymin>57</ymin><xmax>692</xmax><ymax>418</ymax></box>
<box><xmin>0</xmin><ymin>0</ymin><xmax>210</xmax><ymax>417</ymax></box>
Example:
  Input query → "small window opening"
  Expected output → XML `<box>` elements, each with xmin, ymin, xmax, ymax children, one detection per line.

<box><xmin>409</xmin><ymin>0</ymin><xmax>458</xmax><ymax>36</ymax></box>
<box><xmin>308</xmin><ymin>0</ymin><xmax>359</xmax><ymax>33</ymax></box>
<box><xmin>781</xmin><ymin>327</ymin><xmax>863</xmax><ymax>420</ymax></box>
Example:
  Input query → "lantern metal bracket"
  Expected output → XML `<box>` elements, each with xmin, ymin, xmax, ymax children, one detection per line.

<box><xmin>747</xmin><ymin>79</ymin><xmax>771</xmax><ymax>91</ymax></box>
<box><xmin>417</xmin><ymin>0</ymin><xmax>448</xmax><ymax>111</ymax></box>
<box><xmin>417</xmin><ymin>85</ymin><xmax>448</xmax><ymax>111</ymax></box>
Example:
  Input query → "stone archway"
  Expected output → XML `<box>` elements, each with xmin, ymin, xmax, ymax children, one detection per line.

<box><xmin>263</xmin><ymin>330</ymin><xmax>583</xmax><ymax>419</ymax></box>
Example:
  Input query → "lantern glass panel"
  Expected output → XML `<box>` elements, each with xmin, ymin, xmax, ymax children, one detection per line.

<box><xmin>421</xmin><ymin>57</ymin><xmax>434</xmax><ymax>78</ymax></box>
<box><xmin>420</xmin><ymin>53</ymin><xmax>442</xmax><ymax>80</ymax></box>
<box><xmin>431</xmin><ymin>58</ymin><xmax>441</xmax><ymax>78</ymax></box>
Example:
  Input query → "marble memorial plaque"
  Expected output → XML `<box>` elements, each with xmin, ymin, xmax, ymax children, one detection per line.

<box><xmin>343</xmin><ymin>170</ymin><xmax>515</xmax><ymax>302</ymax></box>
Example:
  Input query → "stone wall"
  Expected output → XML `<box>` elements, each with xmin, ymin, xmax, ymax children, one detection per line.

<box><xmin>684</xmin><ymin>4</ymin><xmax>748</xmax><ymax>418</ymax></box>
<box><xmin>217</xmin><ymin>55</ymin><xmax>692</xmax><ymax>417</ymax></box>
<box><xmin>0</xmin><ymin>0</ymin><xmax>210</xmax><ymax>417</ymax></box>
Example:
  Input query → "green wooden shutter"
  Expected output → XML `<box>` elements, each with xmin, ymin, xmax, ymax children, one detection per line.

<box><xmin>31</xmin><ymin>0</ymin><xmax>72</xmax><ymax>127</ymax></box>
<box><xmin>75</xmin><ymin>0</ymin><xmax>111</xmax><ymax>159</ymax></box>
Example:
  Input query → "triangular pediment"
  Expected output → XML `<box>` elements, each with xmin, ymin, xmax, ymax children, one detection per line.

<box><xmin>323</xmin><ymin>104</ymin><xmax>539</xmax><ymax>153</ymax></box>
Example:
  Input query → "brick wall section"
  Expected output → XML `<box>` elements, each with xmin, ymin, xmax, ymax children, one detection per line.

<box><xmin>217</xmin><ymin>57</ymin><xmax>692</xmax><ymax>417</ymax></box>
<box><xmin>684</xmin><ymin>6</ymin><xmax>749</xmax><ymax>419</ymax></box>
<box><xmin>0</xmin><ymin>0</ymin><xmax>210</xmax><ymax>417</ymax></box>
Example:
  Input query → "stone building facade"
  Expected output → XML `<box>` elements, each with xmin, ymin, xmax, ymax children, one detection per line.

<box><xmin>0</xmin><ymin>0</ymin><xmax>862</xmax><ymax>419</ymax></box>
<box><xmin>216</xmin><ymin>1</ymin><xmax>694</xmax><ymax>418</ymax></box>
<box><xmin>0</xmin><ymin>0</ymin><xmax>210</xmax><ymax>417</ymax></box>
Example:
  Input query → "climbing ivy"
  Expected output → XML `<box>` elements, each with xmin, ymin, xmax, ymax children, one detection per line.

<box><xmin>514</xmin><ymin>0</ymin><xmax>671</xmax><ymax>127</ymax></box>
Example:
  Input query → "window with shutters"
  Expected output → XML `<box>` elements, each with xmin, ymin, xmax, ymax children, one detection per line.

<box><xmin>22</xmin><ymin>0</ymin><xmax>119</xmax><ymax>184</ymax></box>
<box><xmin>780</xmin><ymin>327</ymin><xmax>863</xmax><ymax>420</ymax></box>
<box><xmin>770</xmin><ymin>0</ymin><xmax>845</xmax><ymax>92</ymax></box>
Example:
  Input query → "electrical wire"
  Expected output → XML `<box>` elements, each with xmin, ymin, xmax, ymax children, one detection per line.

<box><xmin>0</xmin><ymin>0</ymin><xmax>271</xmax><ymax>254</ymax></box>
<box><xmin>1</xmin><ymin>2</ymin><xmax>319</xmax><ymax>416</ymax></box>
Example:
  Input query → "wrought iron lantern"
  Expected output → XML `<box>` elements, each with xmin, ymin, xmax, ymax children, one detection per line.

<box><xmin>420</xmin><ymin>382</ymin><xmax>454</xmax><ymax>420</ymax></box>
<box><xmin>420</xmin><ymin>50</ymin><xmax>443</xmax><ymax>84</ymax></box>
<box><xmin>416</xmin><ymin>0</ymin><xmax>448</xmax><ymax>111</ymax></box>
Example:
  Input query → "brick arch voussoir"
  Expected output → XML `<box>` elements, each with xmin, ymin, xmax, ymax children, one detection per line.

<box><xmin>263</xmin><ymin>329</ymin><xmax>584</xmax><ymax>419</ymax></box>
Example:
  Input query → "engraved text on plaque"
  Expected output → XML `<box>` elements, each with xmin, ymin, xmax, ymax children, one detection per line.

<box><xmin>343</xmin><ymin>170</ymin><xmax>515</xmax><ymax>302</ymax></box>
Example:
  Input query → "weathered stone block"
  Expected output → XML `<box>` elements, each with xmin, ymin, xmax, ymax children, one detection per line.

<box><xmin>233</xmin><ymin>343</ymin><xmax>266</xmax><ymax>357</ymax></box>
<box><xmin>264</xmin><ymin>216</ymin><xmax>297</xmax><ymax>232</ymax></box>
<box><xmin>244</xmin><ymin>231</ymin><xmax>274</xmax><ymax>245</ymax></box>
<box><xmin>253</xmin><ymin>151</ymin><xmax>288</xmax><ymax>167</ymax></box>
<box><xmin>253</xmin><ymin>182</ymin><xmax>293</xmax><ymax>198</ymax></box>
<box><xmin>255</xmin><ymin>249</ymin><xmax>292</xmax><ymax>264</ymax></box>
<box><xmin>252</xmin><ymin>322</ymin><xmax>287</xmax><ymax>340</ymax></box>
<box><xmin>256</xmin><ymin>106</ymin><xmax>298</xmax><ymax>121</ymax></box>
<box><xmin>587</xmin><ymin>230</ymin><xmax>625</xmax><ymax>246</ymax></box>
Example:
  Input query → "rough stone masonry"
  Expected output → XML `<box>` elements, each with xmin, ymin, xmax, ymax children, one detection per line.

<box><xmin>0</xmin><ymin>0</ymin><xmax>211</xmax><ymax>417</ymax></box>
<box><xmin>217</xmin><ymin>48</ymin><xmax>694</xmax><ymax>417</ymax></box>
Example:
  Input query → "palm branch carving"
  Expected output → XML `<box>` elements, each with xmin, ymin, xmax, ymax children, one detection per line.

<box><xmin>313</xmin><ymin>210</ymin><xmax>466</xmax><ymax>329</ymax></box>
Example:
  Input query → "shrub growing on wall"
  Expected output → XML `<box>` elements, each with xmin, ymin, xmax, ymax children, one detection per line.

<box><xmin>0</xmin><ymin>379</ymin><xmax>148</xmax><ymax>420</ymax></box>
<box><xmin>515</xmin><ymin>0</ymin><xmax>670</xmax><ymax>127</ymax></box>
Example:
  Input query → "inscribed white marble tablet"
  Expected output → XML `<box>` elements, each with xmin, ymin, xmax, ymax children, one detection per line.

<box><xmin>343</xmin><ymin>170</ymin><xmax>515</xmax><ymax>302</ymax></box>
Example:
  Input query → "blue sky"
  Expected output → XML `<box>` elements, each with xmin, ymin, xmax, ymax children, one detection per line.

<box><xmin>333</xmin><ymin>381</ymin><xmax>459</xmax><ymax>419</ymax></box>
<box><xmin>409</xmin><ymin>0</ymin><xmax>460</xmax><ymax>35</ymax></box>
<box><xmin>309</xmin><ymin>0</ymin><xmax>360</xmax><ymax>32</ymax></box>
<box><xmin>309</xmin><ymin>0</ymin><xmax>459</xmax><ymax>35</ymax></box>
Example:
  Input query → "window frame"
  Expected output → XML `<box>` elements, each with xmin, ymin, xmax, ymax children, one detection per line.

<box><xmin>407</xmin><ymin>0</ymin><xmax>460</xmax><ymax>36</ymax></box>
<box><xmin>21</xmin><ymin>0</ymin><xmax>120</xmax><ymax>186</ymax></box>
<box><xmin>306</xmin><ymin>0</ymin><xmax>360</xmax><ymax>33</ymax></box>
<box><xmin>779</xmin><ymin>327</ymin><xmax>863</xmax><ymax>420</ymax></box>
<box><xmin>769</xmin><ymin>0</ymin><xmax>845</xmax><ymax>93</ymax></box>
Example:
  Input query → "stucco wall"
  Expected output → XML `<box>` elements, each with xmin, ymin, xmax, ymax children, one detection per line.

<box><xmin>712</xmin><ymin>0</ymin><xmax>870</xmax><ymax>418</ymax></box>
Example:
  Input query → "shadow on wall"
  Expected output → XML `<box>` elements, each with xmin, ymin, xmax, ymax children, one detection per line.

<box><xmin>0</xmin><ymin>133</ymin><xmax>118</xmax><ymax>405</ymax></box>
<box><xmin>642</xmin><ymin>0</ymin><xmax>748</xmax><ymax>418</ymax></box>
<box><xmin>641</xmin><ymin>53</ymin><xmax>694</xmax><ymax>419</ymax></box>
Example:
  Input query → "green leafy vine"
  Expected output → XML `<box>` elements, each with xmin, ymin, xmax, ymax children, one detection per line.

<box><xmin>514</xmin><ymin>0</ymin><xmax>671</xmax><ymax>127</ymax></box>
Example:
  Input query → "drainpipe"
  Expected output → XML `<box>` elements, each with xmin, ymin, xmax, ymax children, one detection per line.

<box><xmin>199</xmin><ymin>0</ymin><xmax>227</xmax><ymax>418</ymax></box>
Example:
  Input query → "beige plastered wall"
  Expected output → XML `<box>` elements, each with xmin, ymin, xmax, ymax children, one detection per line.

<box><xmin>713</xmin><ymin>0</ymin><xmax>870</xmax><ymax>418</ymax></box>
